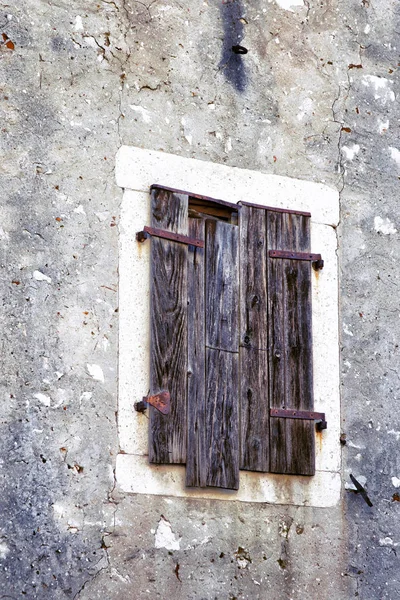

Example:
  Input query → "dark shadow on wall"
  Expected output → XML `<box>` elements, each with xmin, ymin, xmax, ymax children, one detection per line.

<box><xmin>219</xmin><ymin>0</ymin><xmax>247</xmax><ymax>92</ymax></box>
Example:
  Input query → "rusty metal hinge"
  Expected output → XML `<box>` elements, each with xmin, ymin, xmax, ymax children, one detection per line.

<box><xmin>134</xmin><ymin>391</ymin><xmax>171</xmax><ymax>415</ymax></box>
<box><xmin>270</xmin><ymin>408</ymin><xmax>327</xmax><ymax>431</ymax></box>
<box><xmin>136</xmin><ymin>226</ymin><xmax>204</xmax><ymax>248</ymax></box>
<box><xmin>269</xmin><ymin>250</ymin><xmax>324</xmax><ymax>270</ymax></box>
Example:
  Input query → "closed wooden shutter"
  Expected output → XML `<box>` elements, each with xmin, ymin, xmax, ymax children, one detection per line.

<box><xmin>149</xmin><ymin>188</ymin><xmax>189</xmax><ymax>464</ymax></box>
<box><xmin>185</xmin><ymin>218</ymin><xmax>240</xmax><ymax>490</ymax></box>
<box><xmin>149</xmin><ymin>187</ymin><xmax>240</xmax><ymax>489</ymax></box>
<box><xmin>146</xmin><ymin>187</ymin><xmax>317</xmax><ymax>487</ymax></box>
<box><xmin>267</xmin><ymin>210</ymin><xmax>315</xmax><ymax>476</ymax></box>
<box><xmin>239</xmin><ymin>205</ymin><xmax>270</xmax><ymax>472</ymax></box>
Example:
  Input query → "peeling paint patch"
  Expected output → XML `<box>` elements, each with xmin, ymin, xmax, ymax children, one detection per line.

<box><xmin>74</xmin><ymin>16</ymin><xmax>84</xmax><ymax>31</ymax></box>
<box><xmin>275</xmin><ymin>0</ymin><xmax>304</xmax><ymax>11</ymax></box>
<box><xmin>374</xmin><ymin>216</ymin><xmax>397</xmax><ymax>235</ymax></box>
<box><xmin>387</xmin><ymin>429</ymin><xmax>400</xmax><ymax>441</ymax></box>
<box><xmin>0</xmin><ymin>543</ymin><xmax>9</xmax><ymax>559</ymax></box>
<box><xmin>225</xmin><ymin>137</ymin><xmax>232</xmax><ymax>153</ymax></box>
<box><xmin>33</xmin><ymin>270</ymin><xmax>52</xmax><ymax>283</ymax></box>
<box><xmin>130</xmin><ymin>105</ymin><xmax>151</xmax><ymax>123</ymax></box>
<box><xmin>379</xmin><ymin>537</ymin><xmax>395</xmax><ymax>547</ymax></box>
<box><xmin>378</xmin><ymin>119</ymin><xmax>389</xmax><ymax>134</ymax></box>
<box><xmin>297</xmin><ymin>97</ymin><xmax>313</xmax><ymax>121</ymax></box>
<box><xmin>389</xmin><ymin>147</ymin><xmax>400</xmax><ymax>165</ymax></box>
<box><xmin>342</xmin><ymin>144</ymin><xmax>360</xmax><ymax>161</ymax></box>
<box><xmin>86</xmin><ymin>363</ymin><xmax>105</xmax><ymax>383</ymax></box>
<box><xmin>80</xmin><ymin>391</ymin><xmax>92</xmax><ymax>403</ymax></box>
<box><xmin>343</xmin><ymin>323</ymin><xmax>354</xmax><ymax>337</ymax></box>
<box><xmin>362</xmin><ymin>76</ymin><xmax>395</xmax><ymax>103</ymax></box>
<box><xmin>154</xmin><ymin>516</ymin><xmax>181</xmax><ymax>550</ymax></box>
<box><xmin>392</xmin><ymin>477</ymin><xmax>400</xmax><ymax>488</ymax></box>
<box><xmin>34</xmin><ymin>392</ymin><xmax>51</xmax><ymax>407</ymax></box>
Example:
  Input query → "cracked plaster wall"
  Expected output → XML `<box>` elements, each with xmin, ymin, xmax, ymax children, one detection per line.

<box><xmin>1</xmin><ymin>0</ymin><xmax>399</xmax><ymax>598</ymax></box>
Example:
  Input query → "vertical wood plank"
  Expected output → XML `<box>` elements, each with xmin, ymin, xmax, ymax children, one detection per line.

<box><xmin>149</xmin><ymin>189</ymin><xmax>188</xmax><ymax>464</ymax></box>
<box><xmin>267</xmin><ymin>211</ymin><xmax>286</xmax><ymax>474</ymax></box>
<box><xmin>239</xmin><ymin>205</ymin><xmax>270</xmax><ymax>472</ymax></box>
<box><xmin>206</xmin><ymin>348</ymin><xmax>239</xmax><ymax>490</ymax></box>
<box><xmin>205</xmin><ymin>220</ymin><xmax>239</xmax><ymax>352</ymax></box>
<box><xmin>239</xmin><ymin>205</ymin><xmax>268</xmax><ymax>350</ymax></box>
<box><xmin>239</xmin><ymin>348</ymin><xmax>269</xmax><ymax>471</ymax></box>
<box><xmin>186</xmin><ymin>217</ymin><xmax>207</xmax><ymax>487</ymax></box>
<box><xmin>268</xmin><ymin>211</ymin><xmax>315</xmax><ymax>476</ymax></box>
<box><xmin>205</xmin><ymin>219</ymin><xmax>239</xmax><ymax>489</ymax></box>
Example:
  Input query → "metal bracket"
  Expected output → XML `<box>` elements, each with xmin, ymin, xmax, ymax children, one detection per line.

<box><xmin>136</xmin><ymin>226</ymin><xmax>204</xmax><ymax>248</ymax></box>
<box><xmin>269</xmin><ymin>250</ymin><xmax>324</xmax><ymax>270</ymax></box>
<box><xmin>349</xmin><ymin>474</ymin><xmax>373</xmax><ymax>507</ymax></box>
<box><xmin>134</xmin><ymin>391</ymin><xmax>171</xmax><ymax>415</ymax></box>
<box><xmin>232</xmin><ymin>45</ymin><xmax>248</xmax><ymax>54</ymax></box>
<box><xmin>270</xmin><ymin>408</ymin><xmax>327</xmax><ymax>431</ymax></box>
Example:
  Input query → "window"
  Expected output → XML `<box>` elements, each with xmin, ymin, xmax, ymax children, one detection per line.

<box><xmin>139</xmin><ymin>185</ymin><xmax>322</xmax><ymax>491</ymax></box>
<box><xmin>116</xmin><ymin>146</ymin><xmax>340</xmax><ymax>507</ymax></box>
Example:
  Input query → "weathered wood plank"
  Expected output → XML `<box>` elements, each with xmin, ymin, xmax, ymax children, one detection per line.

<box><xmin>205</xmin><ymin>219</ymin><xmax>239</xmax><ymax>489</ymax></box>
<box><xmin>186</xmin><ymin>217</ymin><xmax>207</xmax><ymax>487</ymax></box>
<box><xmin>268</xmin><ymin>211</ymin><xmax>315</xmax><ymax>476</ymax></box>
<box><xmin>205</xmin><ymin>220</ymin><xmax>239</xmax><ymax>352</ymax></box>
<box><xmin>239</xmin><ymin>348</ymin><xmax>269</xmax><ymax>471</ymax></box>
<box><xmin>206</xmin><ymin>348</ymin><xmax>239</xmax><ymax>490</ymax></box>
<box><xmin>239</xmin><ymin>205</ymin><xmax>270</xmax><ymax>472</ymax></box>
<box><xmin>149</xmin><ymin>188</ymin><xmax>188</xmax><ymax>464</ymax></box>
<box><xmin>239</xmin><ymin>205</ymin><xmax>268</xmax><ymax>350</ymax></box>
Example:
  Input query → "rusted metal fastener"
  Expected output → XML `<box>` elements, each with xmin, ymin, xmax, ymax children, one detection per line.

<box><xmin>270</xmin><ymin>408</ymin><xmax>327</xmax><ymax>431</ymax></box>
<box><xmin>313</xmin><ymin>259</ymin><xmax>324</xmax><ymax>271</ymax></box>
<box><xmin>232</xmin><ymin>45</ymin><xmax>248</xmax><ymax>54</ymax></box>
<box><xmin>349</xmin><ymin>474</ymin><xmax>373</xmax><ymax>507</ymax></box>
<box><xmin>134</xmin><ymin>391</ymin><xmax>171</xmax><ymax>415</ymax></box>
<box><xmin>136</xmin><ymin>226</ymin><xmax>204</xmax><ymax>248</ymax></box>
<box><xmin>269</xmin><ymin>250</ymin><xmax>324</xmax><ymax>270</ymax></box>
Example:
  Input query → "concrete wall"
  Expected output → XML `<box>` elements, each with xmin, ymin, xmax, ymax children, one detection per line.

<box><xmin>1</xmin><ymin>0</ymin><xmax>399</xmax><ymax>598</ymax></box>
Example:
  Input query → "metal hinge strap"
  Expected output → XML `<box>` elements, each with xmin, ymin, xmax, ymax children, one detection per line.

<box><xmin>269</xmin><ymin>250</ymin><xmax>323</xmax><ymax>270</ymax></box>
<box><xmin>270</xmin><ymin>408</ymin><xmax>327</xmax><ymax>430</ymax></box>
<box><xmin>134</xmin><ymin>391</ymin><xmax>171</xmax><ymax>415</ymax></box>
<box><xmin>136</xmin><ymin>226</ymin><xmax>204</xmax><ymax>248</ymax></box>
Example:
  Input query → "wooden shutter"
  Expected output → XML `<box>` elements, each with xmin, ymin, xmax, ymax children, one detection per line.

<box><xmin>147</xmin><ymin>187</ymin><xmax>316</xmax><ymax>485</ymax></box>
<box><xmin>239</xmin><ymin>205</ymin><xmax>270</xmax><ymax>472</ymax></box>
<box><xmin>267</xmin><ymin>210</ymin><xmax>315</xmax><ymax>476</ymax></box>
<box><xmin>149</xmin><ymin>188</ymin><xmax>240</xmax><ymax>489</ymax></box>
<box><xmin>239</xmin><ymin>203</ymin><xmax>316</xmax><ymax>476</ymax></box>
<box><xmin>149</xmin><ymin>188</ymin><xmax>189</xmax><ymax>464</ymax></box>
<box><xmin>186</xmin><ymin>218</ymin><xmax>240</xmax><ymax>489</ymax></box>
<box><xmin>185</xmin><ymin>216</ymin><xmax>206</xmax><ymax>487</ymax></box>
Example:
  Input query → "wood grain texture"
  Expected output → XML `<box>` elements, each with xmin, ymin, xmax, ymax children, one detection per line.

<box><xmin>205</xmin><ymin>220</ymin><xmax>239</xmax><ymax>352</ymax></box>
<box><xmin>205</xmin><ymin>218</ymin><xmax>239</xmax><ymax>489</ymax></box>
<box><xmin>186</xmin><ymin>217</ymin><xmax>207</xmax><ymax>487</ymax></box>
<box><xmin>149</xmin><ymin>189</ymin><xmax>188</xmax><ymax>464</ymax></box>
<box><xmin>268</xmin><ymin>211</ymin><xmax>315</xmax><ymax>476</ymax></box>
<box><xmin>239</xmin><ymin>348</ymin><xmax>269</xmax><ymax>471</ymax></box>
<box><xmin>239</xmin><ymin>205</ymin><xmax>270</xmax><ymax>472</ymax></box>
<box><xmin>239</xmin><ymin>205</ymin><xmax>268</xmax><ymax>350</ymax></box>
<box><xmin>206</xmin><ymin>348</ymin><xmax>239</xmax><ymax>490</ymax></box>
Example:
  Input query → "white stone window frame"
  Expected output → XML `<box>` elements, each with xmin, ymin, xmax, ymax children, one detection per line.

<box><xmin>115</xmin><ymin>146</ymin><xmax>340</xmax><ymax>508</ymax></box>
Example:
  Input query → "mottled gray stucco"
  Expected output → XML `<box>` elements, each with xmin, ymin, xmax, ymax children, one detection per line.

<box><xmin>1</xmin><ymin>0</ymin><xmax>399</xmax><ymax>598</ymax></box>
